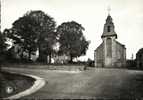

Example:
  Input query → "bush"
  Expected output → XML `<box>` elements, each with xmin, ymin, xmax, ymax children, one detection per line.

<box><xmin>126</xmin><ymin>60</ymin><xmax>136</xmax><ymax>69</ymax></box>
<box><xmin>87</xmin><ymin>59</ymin><xmax>95</xmax><ymax>67</ymax></box>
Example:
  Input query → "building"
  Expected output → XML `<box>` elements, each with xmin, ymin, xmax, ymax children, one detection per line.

<box><xmin>94</xmin><ymin>14</ymin><xmax>126</xmax><ymax>67</ymax></box>
<box><xmin>52</xmin><ymin>54</ymin><xmax>70</xmax><ymax>64</ymax></box>
<box><xmin>136</xmin><ymin>48</ymin><xmax>143</xmax><ymax>69</ymax></box>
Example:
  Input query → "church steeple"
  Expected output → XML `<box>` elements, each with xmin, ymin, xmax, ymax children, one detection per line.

<box><xmin>101</xmin><ymin>10</ymin><xmax>117</xmax><ymax>39</ymax></box>
<box><xmin>94</xmin><ymin>8</ymin><xmax>126</xmax><ymax>68</ymax></box>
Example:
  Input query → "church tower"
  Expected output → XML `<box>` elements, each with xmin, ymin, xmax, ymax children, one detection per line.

<box><xmin>101</xmin><ymin>14</ymin><xmax>117</xmax><ymax>39</ymax></box>
<box><xmin>101</xmin><ymin>14</ymin><xmax>117</xmax><ymax>67</ymax></box>
<box><xmin>94</xmin><ymin>10</ymin><xmax>126</xmax><ymax>68</ymax></box>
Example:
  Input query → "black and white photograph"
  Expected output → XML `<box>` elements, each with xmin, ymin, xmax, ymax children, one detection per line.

<box><xmin>0</xmin><ymin>0</ymin><xmax>143</xmax><ymax>99</ymax></box>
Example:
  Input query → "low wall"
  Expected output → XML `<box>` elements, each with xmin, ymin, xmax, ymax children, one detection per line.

<box><xmin>2</xmin><ymin>64</ymin><xmax>85</xmax><ymax>71</ymax></box>
<box><xmin>47</xmin><ymin>65</ymin><xmax>85</xmax><ymax>71</ymax></box>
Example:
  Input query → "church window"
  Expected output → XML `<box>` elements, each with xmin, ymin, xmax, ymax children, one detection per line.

<box><xmin>106</xmin><ymin>38</ymin><xmax>112</xmax><ymax>57</ymax></box>
<box><xmin>107</xmin><ymin>26</ymin><xmax>111</xmax><ymax>32</ymax></box>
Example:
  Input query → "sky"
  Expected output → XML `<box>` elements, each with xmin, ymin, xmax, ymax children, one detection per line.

<box><xmin>1</xmin><ymin>0</ymin><xmax>143</xmax><ymax>60</ymax></box>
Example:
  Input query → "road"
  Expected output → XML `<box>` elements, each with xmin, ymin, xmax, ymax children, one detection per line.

<box><xmin>3</xmin><ymin>67</ymin><xmax>143</xmax><ymax>99</ymax></box>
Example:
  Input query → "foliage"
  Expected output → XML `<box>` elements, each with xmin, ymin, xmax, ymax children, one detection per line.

<box><xmin>0</xmin><ymin>32</ymin><xmax>6</xmax><ymax>53</ymax></box>
<box><xmin>0</xmin><ymin>32</ymin><xmax>8</xmax><ymax>72</ymax></box>
<box><xmin>136</xmin><ymin>48</ymin><xmax>143</xmax><ymax>69</ymax></box>
<box><xmin>126</xmin><ymin>60</ymin><xmax>136</xmax><ymax>69</ymax></box>
<box><xmin>3</xmin><ymin>17</ymin><xmax>37</xmax><ymax>61</ymax></box>
<box><xmin>6</xmin><ymin>10</ymin><xmax>57</xmax><ymax>62</ymax></box>
<box><xmin>87</xmin><ymin>58</ymin><xmax>95</xmax><ymax>67</ymax></box>
<box><xmin>26</xmin><ymin>10</ymin><xmax>57</xmax><ymax>63</ymax></box>
<box><xmin>0</xmin><ymin>32</ymin><xmax>7</xmax><ymax>64</ymax></box>
<box><xmin>57</xmin><ymin>21</ymin><xmax>89</xmax><ymax>62</ymax></box>
<box><xmin>137</xmin><ymin>48</ymin><xmax>143</xmax><ymax>54</ymax></box>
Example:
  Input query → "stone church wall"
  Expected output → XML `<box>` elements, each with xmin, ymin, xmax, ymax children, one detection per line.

<box><xmin>95</xmin><ymin>43</ymin><xmax>104</xmax><ymax>67</ymax></box>
<box><xmin>115</xmin><ymin>42</ymin><xmax>126</xmax><ymax>67</ymax></box>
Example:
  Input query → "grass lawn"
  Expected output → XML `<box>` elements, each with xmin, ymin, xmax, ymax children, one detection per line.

<box><xmin>0</xmin><ymin>71</ymin><xmax>35</xmax><ymax>98</ymax></box>
<box><xmin>2</xmin><ymin>65</ymin><xmax>143</xmax><ymax>99</ymax></box>
<box><xmin>20</xmin><ymin>68</ymin><xmax>143</xmax><ymax>99</ymax></box>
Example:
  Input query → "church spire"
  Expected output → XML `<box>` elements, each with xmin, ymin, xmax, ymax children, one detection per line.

<box><xmin>106</xmin><ymin>6</ymin><xmax>112</xmax><ymax>23</ymax></box>
<box><xmin>101</xmin><ymin>8</ymin><xmax>117</xmax><ymax>39</ymax></box>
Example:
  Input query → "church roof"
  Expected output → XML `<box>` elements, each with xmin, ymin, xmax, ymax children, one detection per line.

<box><xmin>116</xmin><ymin>41</ymin><xmax>126</xmax><ymax>48</ymax></box>
<box><xmin>94</xmin><ymin>42</ymin><xmax>103</xmax><ymax>51</ymax></box>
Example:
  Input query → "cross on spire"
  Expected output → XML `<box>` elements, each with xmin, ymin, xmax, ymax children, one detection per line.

<box><xmin>107</xmin><ymin>6</ymin><xmax>111</xmax><ymax>15</ymax></box>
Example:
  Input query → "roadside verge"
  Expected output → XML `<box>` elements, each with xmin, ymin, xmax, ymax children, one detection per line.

<box><xmin>4</xmin><ymin>73</ymin><xmax>46</xmax><ymax>99</ymax></box>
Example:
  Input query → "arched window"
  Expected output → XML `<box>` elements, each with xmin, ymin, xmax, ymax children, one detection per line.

<box><xmin>107</xmin><ymin>26</ymin><xmax>111</xmax><ymax>32</ymax></box>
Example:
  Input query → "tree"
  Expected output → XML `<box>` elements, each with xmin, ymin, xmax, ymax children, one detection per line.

<box><xmin>136</xmin><ymin>48</ymin><xmax>143</xmax><ymax>69</ymax></box>
<box><xmin>10</xmin><ymin>10</ymin><xmax>56</xmax><ymax>62</ymax></box>
<box><xmin>11</xmin><ymin>16</ymin><xmax>38</xmax><ymax>61</ymax></box>
<box><xmin>0</xmin><ymin>32</ymin><xmax>6</xmax><ymax>55</ymax></box>
<box><xmin>57</xmin><ymin>21</ymin><xmax>89</xmax><ymax>63</ymax></box>
<box><xmin>3</xmin><ymin>28</ymin><xmax>25</xmax><ymax>60</ymax></box>
<box><xmin>26</xmin><ymin>11</ymin><xmax>56</xmax><ymax>63</ymax></box>
<box><xmin>0</xmin><ymin>32</ymin><xmax>5</xmax><ymax>89</ymax></box>
<box><xmin>0</xmin><ymin>32</ymin><xmax>7</xmax><ymax>69</ymax></box>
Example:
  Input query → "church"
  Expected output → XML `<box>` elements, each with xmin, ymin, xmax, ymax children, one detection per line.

<box><xmin>94</xmin><ymin>13</ymin><xmax>126</xmax><ymax>67</ymax></box>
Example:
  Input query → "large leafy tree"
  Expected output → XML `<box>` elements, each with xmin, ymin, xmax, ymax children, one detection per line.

<box><xmin>10</xmin><ymin>10</ymin><xmax>56</xmax><ymax>62</ymax></box>
<box><xmin>0</xmin><ymin>32</ymin><xmax>5</xmax><ymax>86</ymax></box>
<box><xmin>27</xmin><ymin>11</ymin><xmax>57</xmax><ymax>63</ymax></box>
<box><xmin>0</xmin><ymin>32</ymin><xmax>7</xmax><ymax>69</ymax></box>
<box><xmin>3</xmin><ymin>28</ymin><xmax>30</xmax><ymax>60</ymax></box>
<box><xmin>0</xmin><ymin>32</ymin><xmax>7</xmax><ymax>55</ymax></box>
<box><xmin>11</xmin><ymin>15</ymin><xmax>38</xmax><ymax>61</ymax></box>
<box><xmin>57</xmin><ymin>21</ymin><xmax>89</xmax><ymax>62</ymax></box>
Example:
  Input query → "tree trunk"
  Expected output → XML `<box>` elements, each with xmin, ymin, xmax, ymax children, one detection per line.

<box><xmin>46</xmin><ymin>54</ymin><xmax>51</xmax><ymax>64</ymax></box>
<box><xmin>49</xmin><ymin>53</ymin><xmax>52</xmax><ymax>64</ymax></box>
<box><xmin>20</xmin><ymin>51</ymin><xmax>24</xmax><ymax>60</ymax></box>
<box><xmin>37</xmin><ymin>48</ymin><xmax>43</xmax><ymax>62</ymax></box>
<box><xmin>0</xmin><ymin>64</ymin><xmax>1</xmax><ymax>72</ymax></box>
<box><xmin>69</xmin><ymin>55</ymin><xmax>73</xmax><ymax>63</ymax></box>
<box><xmin>38</xmin><ymin>48</ymin><xmax>47</xmax><ymax>63</ymax></box>
<box><xmin>28</xmin><ymin>51</ymin><xmax>31</xmax><ymax>61</ymax></box>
